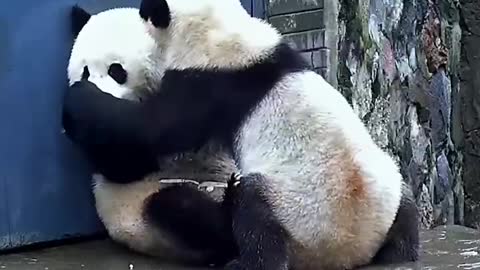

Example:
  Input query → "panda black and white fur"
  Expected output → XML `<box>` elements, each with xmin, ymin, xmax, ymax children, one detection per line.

<box><xmin>63</xmin><ymin>0</ymin><xmax>420</xmax><ymax>269</ymax></box>
<box><xmin>67</xmin><ymin>6</ymin><xmax>239</xmax><ymax>266</ymax></box>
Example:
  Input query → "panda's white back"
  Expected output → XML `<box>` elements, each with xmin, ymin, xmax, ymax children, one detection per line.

<box><xmin>234</xmin><ymin>70</ymin><xmax>403</xmax><ymax>269</ymax></box>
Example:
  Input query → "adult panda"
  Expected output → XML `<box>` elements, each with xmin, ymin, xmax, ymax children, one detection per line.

<box><xmin>67</xmin><ymin>6</ymin><xmax>238</xmax><ymax>266</ymax></box>
<box><xmin>62</xmin><ymin>0</ymin><xmax>420</xmax><ymax>269</ymax></box>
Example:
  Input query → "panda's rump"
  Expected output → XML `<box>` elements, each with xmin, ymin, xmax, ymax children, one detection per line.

<box><xmin>92</xmin><ymin>174</ymin><xmax>177</xmax><ymax>256</ymax></box>
<box><xmin>234</xmin><ymin>71</ymin><xmax>402</xmax><ymax>269</ymax></box>
<box><xmin>93</xmin><ymin>172</ymin><xmax>231</xmax><ymax>263</ymax></box>
<box><xmin>91</xmin><ymin>141</ymin><xmax>238</xmax><ymax>262</ymax></box>
<box><xmin>252</xmin><ymin>148</ymin><xmax>399</xmax><ymax>269</ymax></box>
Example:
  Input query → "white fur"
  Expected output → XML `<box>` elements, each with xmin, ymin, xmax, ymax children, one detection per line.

<box><xmin>144</xmin><ymin>0</ymin><xmax>281</xmax><ymax>70</ymax></box>
<box><xmin>89</xmin><ymin>142</ymin><xmax>236</xmax><ymax>262</ymax></box>
<box><xmin>235</xmin><ymin>71</ymin><xmax>402</xmax><ymax>269</ymax></box>
<box><xmin>68</xmin><ymin>7</ymin><xmax>163</xmax><ymax>100</ymax></box>
<box><xmin>92</xmin><ymin>173</ymin><xmax>174</xmax><ymax>256</ymax></box>
<box><xmin>92</xmin><ymin>171</ymin><xmax>228</xmax><ymax>262</ymax></box>
<box><xmin>145</xmin><ymin>0</ymin><xmax>405</xmax><ymax>269</ymax></box>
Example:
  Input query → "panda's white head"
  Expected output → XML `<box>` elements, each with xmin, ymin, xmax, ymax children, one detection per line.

<box><xmin>139</xmin><ymin>0</ymin><xmax>282</xmax><ymax>71</ymax></box>
<box><xmin>68</xmin><ymin>6</ymin><xmax>164</xmax><ymax>101</ymax></box>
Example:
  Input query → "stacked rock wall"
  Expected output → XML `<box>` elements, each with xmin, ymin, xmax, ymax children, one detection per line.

<box><xmin>265</xmin><ymin>0</ymin><xmax>480</xmax><ymax>229</ymax></box>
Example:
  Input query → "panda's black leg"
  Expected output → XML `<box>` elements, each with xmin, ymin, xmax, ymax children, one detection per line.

<box><xmin>371</xmin><ymin>184</ymin><xmax>420</xmax><ymax>265</ymax></box>
<box><xmin>223</xmin><ymin>173</ymin><xmax>290</xmax><ymax>270</ymax></box>
<box><xmin>145</xmin><ymin>184</ymin><xmax>238</xmax><ymax>266</ymax></box>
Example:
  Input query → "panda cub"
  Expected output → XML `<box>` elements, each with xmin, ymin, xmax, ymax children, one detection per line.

<box><xmin>67</xmin><ymin>6</ymin><xmax>238</xmax><ymax>266</ymax></box>
<box><xmin>62</xmin><ymin>0</ymin><xmax>420</xmax><ymax>269</ymax></box>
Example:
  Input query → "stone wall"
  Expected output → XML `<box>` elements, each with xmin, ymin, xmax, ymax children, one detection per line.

<box><xmin>265</xmin><ymin>0</ymin><xmax>480</xmax><ymax>229</ymax></box>
<box><xmin>266</xmin><ymin>0</ymin><xmax>337</xmax><ymax>83</ymax></box>
<box><xmin>334</xmin><ymin>0</ymin><xmax>465</xmax><ymax>229</ymax></box>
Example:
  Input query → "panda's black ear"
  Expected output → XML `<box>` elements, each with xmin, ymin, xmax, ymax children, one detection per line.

<box><xmin>71</xmin><ymin>5</ymin><xmax>91</xmax><ymax>37</ymax></box>
<box><xmin>139</xmin><ymin>0</ymin><xmax>171</xmax><ymax>29</ymax></box>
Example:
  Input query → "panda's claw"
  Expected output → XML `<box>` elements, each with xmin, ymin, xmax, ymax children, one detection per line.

<box><xmin>223</xmin><ymin>172</ymin><xmax>242</xmax><ymax>209</ymax></box>
<box><xmin>229</xmin><ymin>172</ymin><xmax>242</xmax><ymax>187</ymax></box>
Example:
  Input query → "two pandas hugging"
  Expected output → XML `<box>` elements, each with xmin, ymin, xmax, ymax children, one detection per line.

<box><xmin>63</xmin><ymin>0</ymin><xmax>420</xmax><ymax>269</ymax></box>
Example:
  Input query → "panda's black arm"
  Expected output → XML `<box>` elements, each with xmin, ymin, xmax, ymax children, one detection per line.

<box><xmin>62</xmin><ymin>80</ymin><xmax>217</xmax><ymax>182</ymax></box>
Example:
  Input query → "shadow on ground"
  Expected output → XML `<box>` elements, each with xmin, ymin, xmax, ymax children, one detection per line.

<box><xmin>0</xmin><ymin>225</ymin><xmax>479</xmax><ymax>270</ymax></box>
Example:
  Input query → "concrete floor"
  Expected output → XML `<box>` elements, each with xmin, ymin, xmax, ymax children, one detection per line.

<box><xmin>0</xmin><ymin>239</ymin><xmax>189</xmax><ymax>270</ymax></box>
<box><xmin>1</xmin><ymin>225</ymin><xmax>480</xmax><ymax>270</ymax></box>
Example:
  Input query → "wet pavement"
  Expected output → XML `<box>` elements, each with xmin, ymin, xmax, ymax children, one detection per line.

<box><xmin>0</xmin><ymin>225</ymin><xmax>479</xmax><ymax>270</ymax></box>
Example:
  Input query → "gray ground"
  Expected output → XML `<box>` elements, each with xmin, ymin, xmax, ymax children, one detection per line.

<box><xmin>0</xmin><ymin>225</ymin><xmax>479</xmax><ymax>270</ymax></box>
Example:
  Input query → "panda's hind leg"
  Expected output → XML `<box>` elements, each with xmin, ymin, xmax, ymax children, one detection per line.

<box><xmin>144</xmin><ymin>184</ymin><xmax>238</xmax><ymax>265</ymax></box>
<box><xmin>371</xmin><ymin>183</ymin><xmax>420</xmax><ymax>265</ymax></box>
<box><xmin>223</xmin><ymin>173</ymin><xmax>290</xmax><ymax>270</ymax></box>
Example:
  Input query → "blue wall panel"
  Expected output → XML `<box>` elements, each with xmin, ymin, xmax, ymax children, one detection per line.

<box><xmin>0</xmin><ymin>0</ymin><xmax>143</xmax><ymax>250</ymax></box>
<box><xmin>0</xmin><ymin>177</ymin><xmax>9</xmax><ymax>249</ymax></box>
<box><xmin>241</xmin><ymin>0</ymin><xmax>252</xmax><ymax>16</ymax></box>
<box><xmin>251</xmin><ymin>0</ymin><xmax>266</xmax><ymax>19</ymax></box>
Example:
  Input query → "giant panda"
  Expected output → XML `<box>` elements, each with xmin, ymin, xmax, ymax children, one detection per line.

<box><xmin>62</xmin><ymin>0</ymin><xmax>421</xmax><ymax>269</ymax></box>
<box><xmin>67</xmin><ymin>6</ymin><xmax>238</xmax><ymax>266</ymax></box>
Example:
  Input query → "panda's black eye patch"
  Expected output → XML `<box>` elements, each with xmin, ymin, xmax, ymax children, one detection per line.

<box><xmin>108</xmin><ymin>63</ymin><xmax>127</xmax><ymax>85</ymax></box>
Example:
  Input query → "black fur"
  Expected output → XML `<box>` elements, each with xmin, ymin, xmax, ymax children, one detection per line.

<box><xmin>62</xmin><ymin>42</ymin><xmax>307</xmax><ymax>183</ymax></box>
<box><xmin>139</xmin><ymin>0</ymin><xmax>171</xmax><ymax>28</ymax></box>
<box><xmin>223</xmin><ymin>173</ymin><xmax>290</xmax><ymax>270</ymax></box>
<box><xmin>371</xmin><ymin>187</ymin><xmax>420</xmax><ymax>265</ymax></box>
<box><xmin>81</xmin><ymin>66</ymin><xmax>90</xmax><ymax>80</ymax></box>
<box><xmin>71</xmin><ymin>5</ymin><xmax>91</xmax><ymax>37</ymax></box>
<box><xmin>144</xmin><ymin>184</ymin><xmax>238</xmax><ymax>266</ymax></box>
<box><xmin>108</xmin><ymin>63</ymin><xmax>128</xmax><ymax>85</ymax></box>
<box><xmin>62</xmin><ymin>80</ymin><xmax>160</xmax><ymax>183</ymax></box>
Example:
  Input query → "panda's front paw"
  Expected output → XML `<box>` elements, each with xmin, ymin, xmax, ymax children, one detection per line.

<box><xmin>139</xmin><ymin>0</ymin><xmax>171</xmax><ymax>28</ymax></box>
<box><xmin>229</xmin><ymin>172</ymin><xmax>242</xmax><ymax>188</ymax></box>
<box><xmin>223</xmin><ymin>172</ymin><xmax>242</xmax><ymax>211</ymax></box>
<box><xmin>62</xmin><ymin>81</ymin><xmax>108</xmax><ymax>146</ymax></box>
<box><xmin>62</xmin><ymin>105</ymin><xmax>88</xmax><ymax>145</ymax></box>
